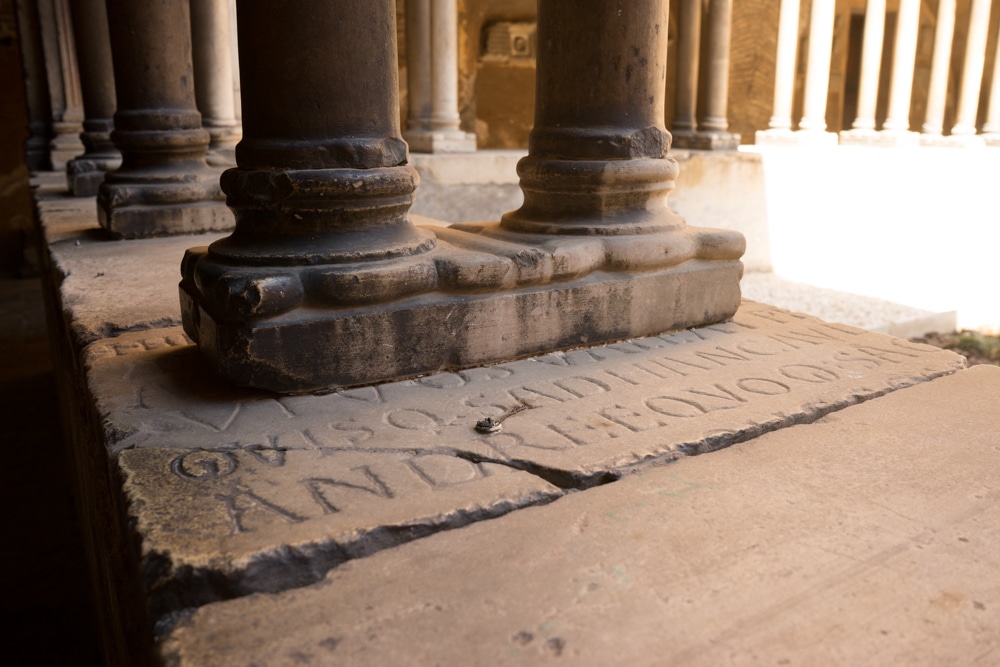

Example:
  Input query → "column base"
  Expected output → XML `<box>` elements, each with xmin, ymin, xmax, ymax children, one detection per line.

<box><xmin>50</xmin><ymin>125</ymin><xmax>86</xmax><ymax>171</ymax></box>
<box><xmin>984</xmin><ymin>133</ymin><xmax>1000</xmax><ymax>147</ymax></box>
<box><xmin>920</xmin><ymin>133</ymin><xmax>986</xmax><ymax>148</ymax></box>
<box><xmin>755</xmin><ymin>129</ymin><xmax>838</xmax><ymax>147</ymax></box>
<box><xmin>181</xmin><ymin>222</ymin><xmax>745</xmax><ymax>393</ymax></box>
<box><xmin>66</xmin><ymin>154</ymin><xmax>122</xmax><ymax>197</ymax></box>
<box><xmin>405</xmin><ymin>130</ymin><xmax>477</xmax><ymax>153</ymax></box>
<box><xmin>98</xmin><ymin>175</ymin><xmax>234</xmax><ymax>239</ymax></box>
<box><xmin>671</xmin><ymin>130</ymin><xmax>741</xmax><ymax>151</ymax></box>
<box><xmin>206</xmin><ymin>148</ymin><xmax>237</xmax><ymax>167</ymax></box>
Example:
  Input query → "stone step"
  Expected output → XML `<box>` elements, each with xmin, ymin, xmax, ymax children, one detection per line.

<box><xmin>160</xmin><ymin>364</ymin><xmax>1000</xmax><ymax>666</ymax></box>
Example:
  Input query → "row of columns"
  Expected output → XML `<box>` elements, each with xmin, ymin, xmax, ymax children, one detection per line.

<box><xmin>758</xmin><ymin>0</ymin><xmax>1000</xmax><ymax>147</ymax></box>
<box><xmin>17</xmin><ymin>0</ymin><xmax>474</xmax><ymax>200</ymax></box>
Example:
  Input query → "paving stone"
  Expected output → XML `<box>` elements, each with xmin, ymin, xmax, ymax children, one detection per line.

<box><xmin>159</xmin><ymin>364</ymin><xmax>1000</xmax><ymax>666</ymax></box>
<box><xmin>92</xmin><ymin>300</ymin><xmax>964</xmax><ymax>476</ymax></box>
<box><xmin>121</xmin><ymin>447</ymin><xmax>560</xmax><ymax>624</ymax></box>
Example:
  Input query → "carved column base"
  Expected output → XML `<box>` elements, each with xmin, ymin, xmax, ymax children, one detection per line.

<box><xmin>404</xmin><ymin>129</ymin><xmax>477</xmax><ymax>153</ymax></box>
<box><xmin>180</xmin><ymin>221</ymin><xmax>745</xmax><ymax>393</ymax></box>
<box><xmin>671</xmin><ymin>130</ymin><xmax>741</xmax><ymax>151</ymax></box>
<box><xmin>98</xmin><ymin>173</ymin><xmax>232</xmax><ymax>238</ymax></box>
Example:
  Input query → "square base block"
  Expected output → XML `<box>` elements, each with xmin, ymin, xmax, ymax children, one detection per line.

<box><xmin>181</xmin><ymin>258</ymin><xmax>744</xmax><ymax>393</ymax></box>
<box><xmin>919</xmin><ymin>133</ymin><xmax>987</xmax><ymax>148</ymax></box>
<box><xmin>97</xmin><ymin>181</ymin><xmax>235</xmax><ymax>239</ymax></box>
<box><xmin>756</xmin><ymin>129</ymin><xmax>838</xmax><ymax>147</ymax></box>
<box><xmin>66</xmin><ymin>156</ymin><xmax>122</xmax><ymax>197</ymax></box>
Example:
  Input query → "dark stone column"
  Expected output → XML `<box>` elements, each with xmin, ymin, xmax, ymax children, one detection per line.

<box><xmin>38</xmin><ymin>0</ymin><xmax>85</xmax><ymax>169</ymax></box>
<box><xmin>181</xmin><ymin>0</ymin><xmax>743</xmax><ymax>393</ymax></box>
<box><xmin>65</xmin><ymin>0</ymin><xmax>120</xmax><ymax>196</ymax></box>
<box><xmin>500</xmin><ymin>0</ymin><xmax>703</xmax><ymax>229</ymax></box>
<box><xmin>15</xmin><ymin>0</ymin><xmax>54</xmax><ymax>171</ymax></box>
<box><xmin>98</xmin><ymin>0</ymin><xmax>231</xmax><ymax>238</ymax></box>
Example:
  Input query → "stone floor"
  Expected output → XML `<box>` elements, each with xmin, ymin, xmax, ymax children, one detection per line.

<box><xmin>0</xmin><ymin>276</ymin><xmax>103</xmax><ymax>665</ymax></box>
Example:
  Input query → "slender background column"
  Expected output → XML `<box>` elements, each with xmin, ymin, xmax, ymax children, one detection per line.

<box><xmin>950</xmin><ymin>0</ymin><xmax>991</xmax><ymax>138</ymax></box>
<box><xmin>982</xmin><ymin>31</ymin><xmax>1000</xmax><ymax>145</ymax></box>
<box><xmin>66</xmin><ymin>0</ymin><xmax>120</xmax><ymax>195</ymax></box>
<box><xmin>38</xmin><ymin>0</ymin><xmax>84</xmax><ymax>168</ymax></box>
<box><xmin>403</xmin><ymin>0</ymin><xmax>432</xmax><ymax>137</ymax></box>
<box><xmin>798</xmin><ymin>0</ymin><xmax>837</xmax><ymax>136</ymax></box>
<box><xmin>921</xmin><ymin>0</ymin><xmax>957</xmax><ymax>138</ymax></box>
<box><xmin>407</xmin><ymin>0</ymin><xmax>474</xmax><ymax>152</ymax></box>
<box><xmin>850</xmin><ymin>0</ymin><xmax>886</xmax><ymax>132</ymax></box>
<box><xmin>672</xmin><ymin>0</ymin><xmax>701</xmax><ymax>135</ymax></box>
<box><xmin>15</xmin><ymin>0</ymin><xmax>53</xmax><ymax>170</ymax></box>
<box><xmin>881</xmin><ymin>0</ymin><xmax>920</xmax><ymax>137</ymax></box>
<box><xmin>190</xmin><ymin>0</ymin><xmax>241</xmax><ymax>164</ymax></box>
<box><xmin>99</xmin><ymin>0</ymin><xmax>230</xmax><ymax>237</ymax></box>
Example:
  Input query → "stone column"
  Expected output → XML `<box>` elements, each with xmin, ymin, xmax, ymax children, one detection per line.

<box><xmin>920</xmin><ymin>0</ymin><xmax>957</xmax><ymax>143</ymax></box>
<box><xmin>190</xmin><ymin>0</ymin><xmax>241</xmax><ymax>165</ymax></box>
<box><xmin>880</xmin><ymin>0</ymin><xmax>920</xmax><ymax>144</ymax></box>
<box><xmin>949</xmin><ymin>0</ymin><xmax>991</xmax><ymax>144</ymax></box>
<box><xmin>38</xmin><ymin>0</ymin><xmax>84</xmax><ymax>169</ymax></box>
<box><xmin>796</xmin><ymin>0</ymin><xmax>838</xmax><ymax>144</ymax></box>
<box><xmin>674</xmin><ymin>0</ymin><xmax>740</xmax><ymax>150</ymax></box>
<box><xmin>15</xmin><ymin>0</ymin><xmax>54</xmax><ymax>171</ymax></box>
<box><xmin>99</xmin><ymin>0</ymin><xmax>231</xmax><ymax>238</ymax></box>
<box><xmin>406</xmin><ymin>0</ymin><xmax>475</xmax><ymax>152</ymax></box>
<box><xmin>403</xmin><ymin>0</ymin><xmax>433</xmax><ymax>140</ymax></box>
<box><xmin>181</xmin><ymin>0</ymin><xmax>743</xmax><ymax>393</ymax></box>
<box><xmin>982</xmin><ymin>33</ymin><xmax>1000</xmax><ymax>146</ymax></box>
<box><xmin>756</xmin><ymin>0</ymin><xmax>801</xmax><ymax>144</ymax></box>
<box><xmin>65</xmin><ymin>0</ymin><xmax>120</xmax><ymax>196</ymax></box>
<box><xmin>840</xmin><ymin>0</ymin><xmax>886</xmax><ymax>145</ymax></box>
<box><xmin>671</xmin><ymin>0</ymin><xmax>701</xmax><ymax>137</ymax></box>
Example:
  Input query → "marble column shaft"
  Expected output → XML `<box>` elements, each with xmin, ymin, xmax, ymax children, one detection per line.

<box><xmin>798</xmin><ymin>0</ymin><xmax>836</xmax><ymax>132</ymax></box>
<box><xmin>850</xmin><ymin>0</ymin><xmax>886</xmax><ymax>131</ymax></box>
<box><xmin>982</xmin><ymin>28</ymin><xmax>1000</xmax><ymax>144</ymax></box>
<box><xmin>765</xmin><ymin>0</ymin><xmax>800</xmax><ymax>131</ymax></box>
<box><xmin>882</xmin><ymin>0</ymin><xmax>920</xmax><ymax>133</ymax></box>
<box><xmin>66</xmin><ymin>0</ymin><xmax>120</xmax><ymax>196</ymax></box>
<box><xmin>190</xmin><ymin>0</ymin><xmax>241</xmax><ymax>163</ymax></box>
<box><xmin>922</xmin><ymin>0</ymin><xmax>957</xmax><ymax>136</ymax></box>
<box><xmin>99</xmin><ymin>0</ymin><xmax>230</xmax><ymax>237</ymax></box>
<box><xmin>951</xmin><ymin>0</ymin><xmax>992</xmax><ymax>136</ymax></box>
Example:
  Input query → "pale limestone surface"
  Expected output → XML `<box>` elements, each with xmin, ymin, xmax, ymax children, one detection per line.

<box><xmin>90</xmin><ymin>302</ymin><xmax>964</xmax><ymax>627</ymax></box>
<box><xmin>160</xmin><ymin>365</ymin><xmax>1000</xmax><ymax>666</ymax></box>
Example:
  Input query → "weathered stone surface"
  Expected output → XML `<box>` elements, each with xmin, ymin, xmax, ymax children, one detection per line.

<box><xmin>160</xmin><ymin>364</ymin><xmax>1000</xmax><ymax>666</ymax></box>
<box><xmin>92</xmin><ymin>301</ymin><xmax>964</xmax><ymax>476</ymax></box>
<box><xmin>120</xmin><ymin>447</ymin><xmax>560</xmax><ymax>623</ymax></box>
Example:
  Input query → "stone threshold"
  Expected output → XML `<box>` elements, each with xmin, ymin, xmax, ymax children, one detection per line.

<box><xmin>33</xmin><ymin>177</ymin><xmax>969</xmax><ymax>659</ymax></box>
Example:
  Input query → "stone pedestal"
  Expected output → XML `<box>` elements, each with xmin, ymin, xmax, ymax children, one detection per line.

<box><xmin>66</xmin><ymin>0</ymin><xmax>120</xmax><ymax>196</ymax></box>
<box><xmin>180</xmin><ymin>0</ymin><xmax>744</xmax><ymax>393</ymax></box>
<box><xmin>99</xmin><ymin>0</ymin><xmax>231</xmax><ymax>238</ymax></box>
<box><xmin>190</xmin><ymin>0</ymin><xmax>241</xmax><ymax>166</ymax></box>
